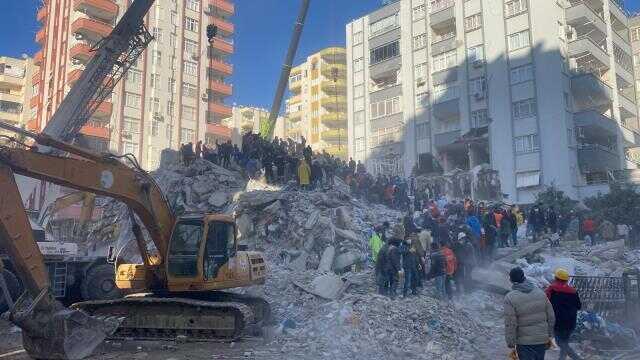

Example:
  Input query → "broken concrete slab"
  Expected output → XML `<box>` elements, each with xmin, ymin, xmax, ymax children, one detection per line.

<box><xmin>305</xmin><ymin>210</ymin><xmax>321</xmax><ymax>230</ymax></box>
<box><xmin>333</xmin><ymin>251</ymin><xmax>362</xmax><ymax>272</ymax></box>
<box><xmin>497</xmin><ymin>241</ymin><xmax>548</xmax><ymax>263</ymax></box>
<box><xmin>287</xmin><ymin>252</ymin><xmax>308</xmax><ymax>271</ymax></box>
<box><xmin>471</xmin><ymin>266</ymin><xmax>512</xmax><ymax>295</ymax></box>
<box><xmin>293</xmin><ymin>274</ymin><xmax>347</xmax><ymax>300</ymax></box>
<box><xmin>318</xmin><ymin>246</ymin><xmax>336</xmax><ymax>272</ymax></box>
<box><xmin>335</xmin><ymin>206</ymin><xmax>352</xmax><ymax>230</ymax></box>
<box><xmin>207</xmin><ymin>191</ymin><xmax>229</xmax><ymax>207</ymax></box>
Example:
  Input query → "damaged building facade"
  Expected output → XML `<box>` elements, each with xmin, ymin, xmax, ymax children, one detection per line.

<box><xmin>346</xmin><ymin>0</ymin><xmax>640</xmax><ymax>203</ymax></box>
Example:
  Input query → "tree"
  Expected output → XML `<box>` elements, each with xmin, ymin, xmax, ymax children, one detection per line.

<box><xmin>534</xmin><ymin>185</ymin><xmax>577</xmax><ymax>214</ymax></box>
<box><xmin>584</xmin><ymin>185</ymin><xmax>640</xmax><ymax>225</ymax></box>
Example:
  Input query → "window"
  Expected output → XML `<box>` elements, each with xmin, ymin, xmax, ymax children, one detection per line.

<box><xmin>510</xmin><ymin>64</ymin><xmax>533</xmax><ymax>84</ymax></box>
<box><xmin>126</xmin><ymin>69</ymin><xmax>142</xmax><ymax>85</ymax></box>
<box><xmin>186</xmin><ymin>0</ymin><xmax>199</xmax><ymax>11</ymax></box>
<box><xmin>184</xmin><ymin>39</ymin><xmax>198</xmax><ymax>55</ymax></box>
<box><xmin>123</xmin><ymin>117</ymin><xmax>140</xmax><ymax>133</ymax></box>
<box><xmin>354</xmin><ymin>84</ymin><xmax>364</xmax><ymax>98</ymax></box>
<box><xmin>170</xmin><ymin>33</ymin><xmax>177</xmax><ymax>48</ymax></box>
<box><xmin>185</xmin><ymin>17</ymin><xmax>199</xmax><ymax>32</ymax></box>
<box><xmin>353</xmin><ymin>58</ymin><xmax>364</xmax><ymax>72</ymax></box>
<box><xmin>370</xmin><ymin>97</ymin><xmax>401</xmax><ymax>119</ymax></box>
<box><xmin>416</xmin><ymin>92</ymin><xmax>429</xmax><ymax>107</ymax></box>
<box><xmin>122</xmin><ymin>142</ymin><xmax>139</xmax><ymax>155</ymax></box>
<box><xmin>167</xmin><ymin>100</ymin><xmax>174</xmax><ymax>117</ymax></box>
<box><xmin>30</xmin><ymin>107</ymin><xmax>37</xmax><ymax>119</ymax></box>
<box><xmin>353</xmin><ymin>31</ymin><xmax>363</xmax><ymax>45</ymax></box>
<box><xmin>149</xmin><ymin>97</ymin><xmax>160</xmax><ymax>112</ymax></box>
<box><xmin>151</xmin><ymin>120</ymin><xmax>160</xmax><ymax>136</ymax></box>
<box><xmin>514</xmin><ymin>134</ymin><xmax>539</xmax><ymax>153</ymax></box>
<box><xmin>152</xmin><ymin>50</ymin><xmax>162</xmax><ymax>66</ymax></box>
<box><xmin>516</xmin><ymin>171</ymin><xmax>540</xmax><ymax>188</ymax></box>
<box><xmin>370</xmin><ymin>41</ymin><xmax>400</xmax><ymax>65</ymax></box>
<box><xmin>183</xmin><ymin>61</ymin><xmax>197</xmax><ymax>76</ymax></box>
<box><xmin>464</xmin><ymin>14</ymin><xmax>482</xmax><ymax>31</ymax></box>
<box><xmin>182</xmin><ymin>82</ymin><xmax>197</xmax><ymax>98</ymax></box>
<box><xmin>416</xmin><ymin>122</ymin><xmax>429</xmax><ymax>139</ymax></box>
<box><xmin>634</xmin><ymin>53</ymin><xmax>640</xmax><ymax>67</ymax></box>
<box><xmin>354</xmin><ymin>111</ymin><xmax>365</xmax><ymax>125</ymax></box>
<box><xmin>508</xmin><ymin>30</ymin><xmax>530</xmax><ymax>51</ymax></box>
<box><xmin>632</xmin><ymin>28</ymin><xmax>640</xmax><ymax>42</ymax></box>
<box><xmin>355</xmin><ymin>137</ymin><xmax>365</xmax><ymax>152</ymax></box>
<box><xmin>467</xmin><ymin>46</ymin><xmax>484</xmax><ymax>63</ymax></box>
<box><xmin>564</xmin><ymin>92</ymin><xmax>571</xmax><ymax>111</ymax></box>
<box><xmin>168</xmin><ymin>78</ymin><xmax>176</xmax><ymax>93</ymax></box>
<box><xmin>505</xmin><ymin>0</ymin><xmax>528</xmax><ymax>18</ymax></box>
<box><xmin>182</xmin><ymin>105</ymin><xmax>196</xmax><ymax>122</ymax></box>
<box><xmin>150</xmin><ymin>73</ymin><xmax>160</xmax><ymax>88</ymax></box>
<box><xmin>469</xmin><ymin>77</ymin><xmax>486</xmax><ymax>96</ymax></box>
<box><xmin>432</xmin><ymin>50</ymin><xmax>457</xmax><ymax>72</ymax></box>
<box><xmin>170</xmin><ymin>11</ymin><xmax>177</xmax><ymax>25</ymax></box>
<box><xmin>152</xmin><ymin>27</ymin><xmax>163</xmax><ymax>43</ymax></box>
<box><xmin>512</xmin><ymin>98</ymin><xmax>537</xmax><ymax>119</ymax></box>
<box><xmin>32</xmin><ymin>84</ymin><xmax>39</xmax><ymax>96</ymax></box>
<box><xmin>125</xmin><ymin>92</ymin><xmax>141</xmax><ymax>108</ymax></box>
<box><xmin>369</xmin><ymin>13</ymin><xmax>399</xmax><ymax>36</ymax></box>
<box><xmin>289</xmin><ymin>73</ymin><xmax>302</xmax><ymax>84</ymax></box>
<box><xmin>413</xmin><ymin>34</ymin><xmax>427</xmax><ymax>49</ymax></box>
<box><xmin>180</xmin><ymin>128</ymin><xmax>195</xmax><ymax>143</ymax></box>
<box><xmin>354</xmin><ymin>98</ymin><xmax>365</xmax><ymax>112</ymax></box>
<box><xmin>415</xmin><ymin>62</ymin><xmax>427</xmax><ymax>80</ymax></box>
<box><xmin>412</xmin><ymin>5</ymin><xmax>426</xmax><ymax>21</ymax></box>
<box><xmin>471</xmin><ymin>109</ymin><xmax>489</xmax><ymax>128</ymax></box>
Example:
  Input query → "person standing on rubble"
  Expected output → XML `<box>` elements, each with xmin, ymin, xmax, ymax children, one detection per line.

<box><xmin>452</xmin><ymin>232</ymin><xmax>475</xmax><ymax>294</ymax></box>
<box><xmin>504</xmin><ymin>267</ymin><xmax>556</xmax><ymax>360</ymax></box>
<box><xmin>369</xmin><ymin>226</ymin><xmax>383</xmax><ymax>263</ymax></box>
<box><xmin>545</xmin><ymin>268</ymin><xmax>583</xmax><ymax>360</ymax></box>
<box><xmin>427</xmin><ymin>242</ymin><xmax>447</xmax><ymax>300</ymax></box>
<box><xmin>385</xmin><ymin>224</ymin><xmax>404</xmax><ymax>299</ymax></box>
<box><xmin>375</xmin><ymin>239</ymin><xmax>390</xmax><ymax>295</ymax></box>
<box><xmin>400</xmin><ymin>237</ymin><xmax>419</xmax><ymax>297</ymax></box>
<box><xmin>440</xmin><ymin>241</ymin><xmax>457</xmax><ymax>299</ymax></box>
<box><xmin>297</xmin><ymin>158</ymin><xmax>311</xmax><ymax>190</ymax></box>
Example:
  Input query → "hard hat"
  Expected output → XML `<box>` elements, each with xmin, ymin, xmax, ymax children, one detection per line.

<box><xmin>555</xmin><ymin>268</ymin><xmax>570</xmax><ymax>281</ymax></box>
<box><xmin>458</xmin><ymin>232</ymin><xmax>466</xmax><ymax>240</ymax></box>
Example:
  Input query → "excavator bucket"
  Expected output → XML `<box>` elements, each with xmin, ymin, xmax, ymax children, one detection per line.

<box><xmin>8</xmin><ymin>289</ymin><xmax>121</xmax><ymax>360</ymax></box>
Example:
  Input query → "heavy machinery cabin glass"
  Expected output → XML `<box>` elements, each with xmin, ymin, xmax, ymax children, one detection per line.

<box><xmin>204</xmin><ymin>221</ymin><xmax>235</xmax><ymax>280</ymax></box>
<box><xmin>168</xmin><ymin>220</ymin><xmax>203</xmax><ymax>277</ymax></box>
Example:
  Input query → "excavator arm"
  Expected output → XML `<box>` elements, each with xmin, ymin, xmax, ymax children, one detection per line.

<box><xmin>38</xmin><ymin>191</ymin><xmax>96</xmax><ymax>229</ymax></box>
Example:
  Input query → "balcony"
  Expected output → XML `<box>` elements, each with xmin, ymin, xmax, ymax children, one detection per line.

<box><xmin>321</xmin><ymin>63</ymin><xmax>346</xmax><ymax>78</ymax></box>
<box><xmin>288</xmin><ymin>110</ymin><xmax>303</xmax><ymax>123</ymax></box>
<box><xmin>615</xmin><ymin>62</ymin><xmax>634</xmax><ymax>88</ymax></box>
<box><xmin>37</xmin><ymin>6</ymin><xmax>48</xmax><ymax>22</ymax></box>
<box><xmin>209</xmin><ymin>81</ymin><xmax>233</xmax><ymax>96</ymax></box>
<box><xmin>71</xmin><ymin>17</ymin><xmax>113</xmax><ymax>43</ymax></box>
<box><xmin>320</xmin><ymin>47</ymin><xmax>346</xmax><ymax>63</ymax></box>
<box><xmin>207</xmin><ymin>102</ymin><xmax>232</xmax><ymax>117</ymax></box>
<box><xmin>211</xmin><ymin>17</ymin><xmax>234</xmax><ymax>36</ymax></box>
<box><xmin>287</xmin><ymin>94</ymin><xmax>302</xmax><ymax>104</ymax></box>
<box><xmin>209</xmin><ymin>0</ymin><xmax>234</xmax><ymax>15</ymax></box>
<box><xmin>577</xmin><ymin>144</ymin><xmax>620</xmax><ymax>172</ymax></box>
<box><xmin>0</xmin><ymin>73</ymin><xmax>22</xmax><ymax>88</ymax></box>
<box><xmin>70</xmin><ymin>42</ymin><xmax>94</xmax><ymax>63</ymax></box>
<box><xmin>432</xmin><ymin>86</ymin><xmax>460</xmax><ymax>120</ymax></box>
<box><xmin>618</xmin><ymin>91</ymin><xmax>638</xmax><ymax>120</ymax></box>
<box><xmin>567</xmin><ymin>37</ymin><xmax>609</xmax><ymax>69</ymax></box>
<box><xmin>208</xmin><ymin>59</ymin><xmax>233</xmax><ymax>76</ymax></box>
<box><xmin>612</xmin><ymin>30</ymin><xmax>631</xmax><ymax>55</ymax></box>
<box><xmin>73</xmin><ymin>0</ymin><xmax>118</xmax><ymax>22</ymax></box>
<box><xmin>321</xmin><ymin>80</ymin><xmax>346</xmax><ymax>95</ymax></box>
<box><xmin>209</xmin><ymin>39</ymin><xmax>234</xmax><ymax>55</ymax></box>
<box><xmin>35</xmin><ymin>28</ymin><xmax>46</xmax><ymax>44</ymax></box>
<box><xmin>565</xmin><ymin>2</ymin><xmax>606</xmax><ymax>40</ymax></box>
<box><xmin>430</xmin><ymin>0</ymin><xmax>455</xmax><ymax>30</ymax></box>
<box><xmin>67</xmin><ymin>69</ymin><xmax>82</xmax><ymax>85</ymax></box>
<box><xmin>92</xmin><ymin>100</ymin><xmax>113</xmax><ymax>119</ymax></box>
<box><xmin>320</xmin><ymin>96</ymin><xmax>346</xmax><ymax>110</ymax></box>
<box><xmin>434</xmin><ymin>129</ymin><xmax>461</xmax><ymax>149</ymax></box>
<box><xmin>0</xmin><ymin>92</ymin><xmax>22</xmax><ymax>104</ymax></box>
<box><xmin>32</xmin><ymin>71</ymin><xmax>40</xmax><ymax>85</ymax></box>
<box><xmin>574</xmin><ymin>110</ymin><xmax>618</xmax><ymax>136</ymax></box>
<box><xmin>289</xmin><ymin>79</ymin><xmax>302</xmax><ymax>92</ymax></box>
<box><xmin>608</xmin><ymin>0</ymin><xmax>627</xmax><ymax>27</ymax></box>
<box><xmin>324</xmin><ymin>145</ymin><xmax>347</xmax><ymax>158</ymax></box>
<box><xmin>430</xmin><ymin>34</ymin><xmax>457</xmax><ymax>56</ymax></box>
<box><xmin>30</xmin><ymin>96</ymin><xmax>39</xmax><ymax>108</ymax></box>
<box><xmin>321</xmin><ymin>112</ymin><xmax>347</xmax><ymax>128</ymax></box>
<box><xmin>34</xmin><ymin>50</ymin><xmax>43</xmax><ymax>66</ymax></box>
<box><xmin>0</xmin><ymin>111</ymin><xmax>20</xmax><ymax>124</ymax></box>
<box><xmin>206</xmin><ymin>122</ymin><xmax>232</xmax><ymax>138</ymax></box>
<box><xmin>321</xmin><ymin>129</ymin><xmax>347</xmax><ymax>143</ymax></box>
<box><xmin>570</xmin><ymin>72</ymin><xmax>612</xmax><ymax>108</ymax></box>
<box><xmin>80</xmin><ymin>122</ymin><xmax>110</xmax><ymax>139</ymax></box>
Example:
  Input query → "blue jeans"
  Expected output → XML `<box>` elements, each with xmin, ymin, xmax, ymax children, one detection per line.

<box><xmin>433</xmin><ymin>275</ymin><xmax>446</xmax><ymax>299</ymax></box>
<box><xmin>556</xmin><ymin>330</ymin><xmax>582</xmax><ymax>360</ymax></box>
<box><xmin>512</xmin><ymin>228</ymin><xmax>518</xmax><ymax>246</ymax></box>
<box><xmin>403</xmin><ymin>269</ymin><xmax>415</xmax><ymax>296</ymax></box>
<box><xmin>516</xmin><ymin>344</ymin><xmax>546</xmax><ymax>360</ymax></box>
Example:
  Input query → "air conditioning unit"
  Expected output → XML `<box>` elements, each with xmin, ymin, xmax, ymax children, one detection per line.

<box><xmin>474</xmin><ymin>92</ymin><xmax>485</xmax><ymax>100</ymax></box>
<box><xmin>472</xmin><ymin>60</ymin><xmax>483</xmax><ymax>68</ymax></box>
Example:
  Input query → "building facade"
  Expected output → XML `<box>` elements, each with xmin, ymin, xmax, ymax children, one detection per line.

<box><xmin>223</xmin><ymin>105</ymin><xmax>286</xmax><ymax>145</ymax></box>
<box><xmin>0</xmin><ymin>56</ymin><xmax>37</xmax><ymax>140</ymax></box>
<box><xmin>632</xmin><ymin>16</ymin><xmax>640</xmax><ymax>112</ymax></box>
<box><xmin>286</xmin><ymin>47</ymin><xmax>348</xmax><ymax>159</ymax></box>
<box><xmin>347</xmin><ymin>0</ymin><xmax>639</xmax><ymax>203</ymax></box>
<box><xmin>31</xmin><ymin>0</ymin><xmax>234</xmax><ymax>170</ymax></box>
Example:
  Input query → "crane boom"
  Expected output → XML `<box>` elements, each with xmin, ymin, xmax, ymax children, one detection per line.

<box><xmin>43</xmin><ymin>0</ymin><xmax>154</xmax><ymax>143</ymax></box>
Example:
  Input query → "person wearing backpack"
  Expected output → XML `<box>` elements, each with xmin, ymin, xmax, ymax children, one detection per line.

<box><xmin>426</xmin><ymin>242</ymin><xmax>447</xmax><ymax>300</ymax></box>
<box><xmin>440</xmin><ymin>241</ymin><xmax>457</xmax><ymax>300</ymax></box>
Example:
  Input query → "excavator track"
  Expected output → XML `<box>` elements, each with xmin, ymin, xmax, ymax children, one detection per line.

<box><xmin>72</xmin><ymin>296</ymin><xmax>255</xmax><ymax>341</ymax></box>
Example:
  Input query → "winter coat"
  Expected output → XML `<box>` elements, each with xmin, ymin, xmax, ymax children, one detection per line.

<box><xmin>297</xmin><ymin>160</ymin><xmax>311</xmax><ymax>185</ymax></box>
<box><xmin>401</xmin><ymin>245</ymin><xmax>418</xmax><ymax>273</ymax></box>
<box><xmin>427</xmin><ymin>250</ymin><xmax>446</xmax><ymax>279</ymax></box>
<box><xmin>504</xmin><ymin>280</ymin><xmax>555</xmax><ymax>347</ymax></box>
<box><xmin>545</xmin><ymin>280</ymin><xmax>581</xmax><ymax>333</ymax></box>
<box><xmin>369</xmin><ymin>233</ymin><xmax>383</xmax><ymax>262</ymax></box>
<box><xmin>466</xmin><ymin>215</ymin><xmax>482</xmax><ymax>239</ymax></box>
<box><xmin>452</xmin><ymin>241</ymin><xmax>476</xmax><ymax>267</ymax></box>
<box><xmin>386</xmin><ymin>240</ymin><xmax>402</xmax><ymax>274</ymax></box>
<box><xmin>375</xmin><ymin>243</ymin><xmax>389</xmax><ymax>276</ymax></box>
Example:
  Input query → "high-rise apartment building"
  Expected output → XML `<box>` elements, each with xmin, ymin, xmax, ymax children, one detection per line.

<box><xmin>223</xmin><ymin>105</ymin><xmax>286</xmax><ymax>145</ymax></box>
<box><xmin>0</xmin><ymin>56</ymin><xmax>37</xmax><ymax>140</ymax></box>
<box><xmin>347</xmin><ymin>0</ymin><xmax>639</xmax><ymax>202</ymax></box>
<box><xmin>631</xmin><ymin>16</ymin><xmax>640</xmax><ymax>110</ymax></box>
<box><xmin>286</xmin><ymin>47</ymin><xmax>348</xmax><ymax>159</ymax></box>
<box><xmin>31</xmin><ymin>0</ymin><xmax>234</xmax><ymax>170</ymax></box>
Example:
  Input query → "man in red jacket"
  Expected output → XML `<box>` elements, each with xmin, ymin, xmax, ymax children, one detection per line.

<box><xmin>546</xmin><ymin>268</ymin><xmax>583</xmax><ymax>360</ymax></box>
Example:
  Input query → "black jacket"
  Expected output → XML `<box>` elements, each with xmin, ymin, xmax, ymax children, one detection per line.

<box><xmin>546</xmin><ymin>281</ymin><xmax>582</xmax><ymax>333</ymax></box>
<box><xmin>427</xmin><ymin>250</ymin><xmax>446</xmax><ymax>279</ymax></box>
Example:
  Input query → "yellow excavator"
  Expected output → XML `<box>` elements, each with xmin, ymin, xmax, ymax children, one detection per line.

<box><xmin>0</xmin><ymin>124</ymin><xmax>268</xmax><ymax>359</ymax></box>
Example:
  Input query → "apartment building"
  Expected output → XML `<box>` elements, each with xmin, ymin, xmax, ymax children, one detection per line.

<box><xmin>0</xmin><ymin>56</ymin><xmax>37</xmax><ymax>140</ymax></box>
<box><xmin>346</xmin><ymin>0</ymin><xmax>639</xmax><ymax>203</ymax></box>
<box><xmin>31</xmin><ymin>0</ymin><xmax>234</xmax><ymax>170</ymax></box>
<box><xmin>286</xmin><ymin>47</ymin><xmax>348</xmax><ymax>159</ymax></box>
<box><xmin>222</xmin><ymin>105</ymin><xmax>286</xmax><ymax>145</ymax></box>
<box><xmin>632</xmin><ymin>16</ymin><xmax>640</xmax><ymax>108</ymax></box>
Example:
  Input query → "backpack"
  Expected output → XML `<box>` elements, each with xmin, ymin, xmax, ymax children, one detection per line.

<box><xmin>442</xmin><ymin>247</ymin><xmax>457</xmax><ymax>275</ymax></box>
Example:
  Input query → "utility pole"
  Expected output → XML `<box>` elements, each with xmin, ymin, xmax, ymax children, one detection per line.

<box><xmin>265</xmin><ymin>0</ymin><xmax>311</xmax><ymax>140</ymax></box>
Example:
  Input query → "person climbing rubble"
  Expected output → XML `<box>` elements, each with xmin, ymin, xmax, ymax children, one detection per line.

<box><xmin>504</xmin><ymin>267</ymin><xmax>556</xmax><ymax>360</ymax></box>
<box><xmin>545</xmin><ymin>268</ymin><xmax>583</xmax><ymax>360</ymax></box>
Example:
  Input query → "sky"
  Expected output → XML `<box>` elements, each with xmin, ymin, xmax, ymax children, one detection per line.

<box><xmin>2</xmin><ymin>0</ymin><xmax>640</xmax><ymax>109</ymax></box>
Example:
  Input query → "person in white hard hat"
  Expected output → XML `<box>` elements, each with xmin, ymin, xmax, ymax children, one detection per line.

<box><xmin>452</xmin><ymin>232</ymin><xmax>476</xmax><ymax>295</ymax></box>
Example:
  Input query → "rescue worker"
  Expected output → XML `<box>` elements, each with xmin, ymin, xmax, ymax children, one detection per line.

<box><xmin>369</xmin><ymin>227</ymin><xmax>383</xmax><ymax>263</ymax></box>
<box><xmin>385</xmin><ymin>224</ymin><xmax>404</xmax><ymax>299</ymax></box>
<box><xmin>440</xmin><ymin>241</ymin><xmax>457</xmax><ymax>299</ymax></box>
<box><xmin>375</xmin><ymin>240</ymin><xmax>390</xmax><ymax>295</ymax></box>
<box><xmin>452</xmin><ymin>232</ymin><xmax>476</xmax><ymax>294</ymax></box>
<box><xmin>546</xmin><ymin>268</ymin><xmax>583</xmax><ymax>360</ymax></box>
<box><xmin>426</xmin><ymin>242</ymin><xmax>447</xmax><ymax>300</ymax></box>
<box><xmin>297</xmin><ymin>158</ymin><xmax>311</xmax><ymax>190</ymax></box>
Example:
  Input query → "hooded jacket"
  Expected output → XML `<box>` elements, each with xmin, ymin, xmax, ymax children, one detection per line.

<box><xmin>545</xmin><ymin>280</ymin><xmax>582</xmax><ymax>333</ymax></box>
<box><xmin>427</xmin><ymin>250</ymin><xmax>446</xmax><ymax>279</ymax></box>
<box><xmin>504</xmin><ymin>280</ymin><xmax>555</xmax><ymax>346</ymax></box>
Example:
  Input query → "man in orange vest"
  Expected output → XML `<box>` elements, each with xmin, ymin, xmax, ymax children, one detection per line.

<box><xmin>440</xmin><ymin>241</ymin><xmax>457</xmax><ymax>300</ymax></box>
